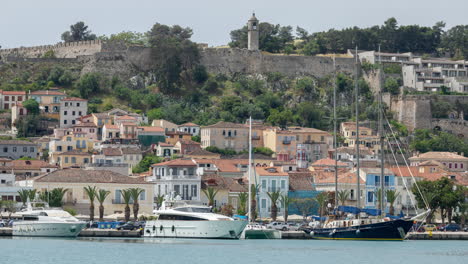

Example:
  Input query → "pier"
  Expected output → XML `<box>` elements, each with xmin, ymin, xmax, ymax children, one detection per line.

<box><xmin>406</xmin><ymin>231</ymin><xmax>468</xmax><ymax>240</ymax></box>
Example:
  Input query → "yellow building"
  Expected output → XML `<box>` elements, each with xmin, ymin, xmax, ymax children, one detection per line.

<box><xmin>30</xmin><ymin>89</ymin><xmax>67</xmax><ymax>119</ymax></box>
<box><xmin>54</xmin><ymin>150</ymin><xmax>91</xmax><ymax>168</ymax></box>
<box><xmin>200</xmin><ymin>121</ymin><xmax>249</xmax><ymax>152</ymax></box>
<box><xmin>340</xmin><ymin>122</ymin><xmax>380</xmax><ymax>151</ymax></box>
<box><xmin>30</xmin><ymin>169</ymin><xmax>154</xmax><ymax>216</ymax></box>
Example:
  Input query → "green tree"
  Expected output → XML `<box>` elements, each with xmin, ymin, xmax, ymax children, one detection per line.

<box><xmin>280</xmin><ymin>194</ymin><xmax>293</xmax><ymax>222</ymax></box>
<box><xmin>147</xmin><ymin>108</ymin><xmax>164</xmax><ymax>122</ymax></box>
<box><xmin>202</xmin><ymin>187</ymin><xmax>219</xmax><ymax>207</ymax></box>
<box><xmin>386</xmin><ymin>189</ymin><xmax>400</xmax><ymax>216</ymax></box>
<box><xmin>76</xmin><ymin>73</ymin><xmax>100</xmax><ymax>99</ymax></box>
<box><xmin>314</xmin><ymin>192</ymin><xmax>328</xmax><ymax>220</ymax></box>
<box><xmin>229</xmin><ymin>22</ymin><xmax>294</xmax><ymax>53</ymax></box>
<box><xmin>266</xmin><ymin>190</ymin><xmax>281</xmax><ymax>221</ymax></box>
<box><xmin>83</xmin><ymin>186</ymin><xmax>98</xmax><ymax>221</ymax></box>
<box><xmin>129</xmin><ymin>188</ymin><xmax>145</xmax><ymax>221</ymax></box>
<box><xmin>48</xmin><ymin>188</ymin><xmax>69</xmax><ymax>207</ymax></box>
<box><xmin>337</xmin><ymin>190</ymin><xmax>350</xmax><ymax>207</ymax></box>
<box><xmin>267</xmin><ymin>109</ymin><xmax>293</xmax><ymax>128</ymax></box>
<box><xmin>132</xmin><ymin>154</ymin><xmax>163</xmax><ymax>173</ymax></box>
<box><xmin>96</xmin><ymin>189</ymin><xmax>111</xmax><ymax>222</ymax></box>
<box><xmin>22</xmin><ymin>99</ymin><xmax>40</xmax><ymax>115</ymax></box>
<box><xmin>237</xmin><ymin>192</ymin><xmax>248</xmax><ymax>215</ymax></box>
<box><xmin>100</xmin><ymin>31</ymin><xmax>148</xmax><ymax>45</ymax></box>
<box><xmin>384</xmin><ymin>77</ymin><xmax>400</xmax><ymax>95</ymax></box>
<box><xmin>121</xmin><ymin>189</ymin><xmax>132</xmax><ymax>222</ymax></box>
<box><xmin>17</xmin><ymin>189</ymin><xmax>30</xmax><ymax>206</ymax></box>
<box><xmin>155</xmin><ymin>194</ymin><xmax>165</xmax><ymax>210</ymax></box>
<box><xmin>61</xmin><ymin>21</ymin><xmax>97</xmax><ymax>42</ymax></box>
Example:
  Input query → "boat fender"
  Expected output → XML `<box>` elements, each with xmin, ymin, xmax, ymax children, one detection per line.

<box><xmin>171</xmin><ymin>225</ymin><xmax>175</xmax><ymax>232</ymax></box>
<box><xmin>153</xmin><ymin>226</ymin><xmax>156</xmax><ymax>232</ymax></box>
<box><xmin>160</xmin><ymin>225</ymin><xmax>163</xmax><ymax>231</ymax></box>
<box><xmin>356</xmin><ymin>229</ymin><xmax>361</xmax><ymax>234</ymax></box>
<box><xmin>310</xmin><ymin>231</ymin><xmax>314</xmax><ymax>236</ymax></box>
<box><xmin>332</xmin><ymin>229</ymin><xmax>336</xmax><ymax>234</ymax></box>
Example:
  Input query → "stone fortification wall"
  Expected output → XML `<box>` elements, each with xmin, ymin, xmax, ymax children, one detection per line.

<box><xmin>390</xmin><ymin>94</ymin><xmax>468</xmax><ymax>132</ymax></box>
<box><xmin>0</xmin><ymin>40</ymin><xmax>103</xmax><ymax>59</ymax></box>
<box><xmin>199</xmin><ymin>48</ymin><xmax>355</xmax><ymax>77</ymax></box>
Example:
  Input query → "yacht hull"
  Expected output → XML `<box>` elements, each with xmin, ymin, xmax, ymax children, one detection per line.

<box><xmin>144</xmin><ymin>220</ymin><xmax>248</xmax><ymax>239</ymax></box>
<box><xmin>244</xmin><ymin>229</ymin><xmax>281</xmax><ymax>239</ymax></box>
<box><xmin>308</xmin><ymin>219</ymin><xmax>414</xmax><ymax>241</ymax></box>
<box><xmin>13</xmin><ymin>222</ymin><xmax>87</xmax><ymax>237</ymax></box>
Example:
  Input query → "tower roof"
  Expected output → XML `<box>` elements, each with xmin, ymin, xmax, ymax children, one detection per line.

<box><xmin>249</xmin><ymin>12</ymin><xmax>258</xmax><ymax>21</ymax></box>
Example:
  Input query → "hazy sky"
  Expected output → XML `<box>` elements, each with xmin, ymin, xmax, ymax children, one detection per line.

<box><xmin>1</xmin><ymin>0</ymin><xmax>467</xmax><ymax>48</ymax></box>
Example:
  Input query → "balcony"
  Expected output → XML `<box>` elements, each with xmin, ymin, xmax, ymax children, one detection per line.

<box><xmin>251</xmin><ymin>135</ymin><xmax>260</xmax><ymax>140</ymax></box>
<box><xmin>282</xmin><ymin>140</ymin><xmax>291</xmax><ymax>145</ymax></box>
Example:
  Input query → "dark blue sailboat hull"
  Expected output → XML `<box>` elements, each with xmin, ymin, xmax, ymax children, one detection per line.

<box><xmin>308</xmin><ymin>219</ymin><xmax>413</xmax><ymax>241</ymax></box>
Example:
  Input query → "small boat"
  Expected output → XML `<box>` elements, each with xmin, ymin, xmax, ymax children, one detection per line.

<box><xmin>242</xmin><ymin>223</ymin><xmax>281</xmax><ymax>239</ymax></box>
<box><xmin>13</xmin><ymin>204</ymin><xmax>86</xmax><ymax>237</ymax></box>
<box><xmin>144</xmin><ymin>202</ymin><xmax>247</xmax><ymax>239</ymax></box>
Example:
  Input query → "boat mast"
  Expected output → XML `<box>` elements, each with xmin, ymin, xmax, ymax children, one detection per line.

<box><xmin>333</xmin><ymin>56</ymin><xmax>338</xmax><ymax>210</ymax></box>
<box><xmin>355</xmin><ymin>46</ymin><xmax>361</xmax><ymax>210</ymax></box>
<box><xmin>378</xmin><ymin>45</ymin><xmax>385</xmax><ymax>216</ymax></box>
<box><xmin>248</xmin><ymin>116</ymin><xmax>252</xmax><ymax>223</ymax></box>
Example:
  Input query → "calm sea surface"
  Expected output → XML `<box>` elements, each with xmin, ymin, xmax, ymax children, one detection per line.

<box><xmin>1</xmin><ymin>237</ymin><xmax>466</xmax><ymax>264</ymax></box>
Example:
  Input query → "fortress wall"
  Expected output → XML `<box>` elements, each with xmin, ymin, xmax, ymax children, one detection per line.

<box><xmin>200</xmin><ymin>48</ymin><xmax>355</xmax><ymax>77</ymax></box>
<box><xmin>0</xmin><ymin>40</ymin><xmax>103</xmax><ymax>59</ymax></box>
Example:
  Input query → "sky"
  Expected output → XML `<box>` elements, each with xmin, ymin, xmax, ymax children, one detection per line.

<box><xmin>1</xmin><ymin>0</ymin><xmax>467</xmax><ymax>49</ymax></box>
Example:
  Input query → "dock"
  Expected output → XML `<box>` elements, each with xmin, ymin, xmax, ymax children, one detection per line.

<box><xmin>78</xmin><ymin>228</ymin><xmax>142</xmax><ymax>237</ymax></box>
<box><xmin>281</xmin><ymin>231</ymin><xmax>310</xmax><ymax>239</ymax></box>
<box><xmin>406</xmin><ymin>231</ymin><xmax>468</xmax><ymax>240</ymax></box>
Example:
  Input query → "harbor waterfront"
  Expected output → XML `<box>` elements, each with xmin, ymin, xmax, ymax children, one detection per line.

<box><xmin>0</xmin><ymin>237</ymin><xmax>467</xmax><ymax>264</ymax></box>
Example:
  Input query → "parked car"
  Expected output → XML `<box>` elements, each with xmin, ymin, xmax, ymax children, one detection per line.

<box><xmin>440</xmin><ymin>224</ymin><xmax>461</xmax><ymax>232</ymax></box>
<box><xmin>423</xmin><ymin>224</ymin><xmax>437</xmax><ymax>231</ymax></box>
<box><xmin>117</xmin><ymin>221</ymin><xmax>145</xmax><ymax>231</ymax></box>
<box><xmin>286</xmin><ymin>222</ymin><xmax>300</xmax><ymax>231</ymax></box>
<box><xmin>266</xmin><ymin>222</ymin><xmax>289</xmax><ymax>231</ymax></box>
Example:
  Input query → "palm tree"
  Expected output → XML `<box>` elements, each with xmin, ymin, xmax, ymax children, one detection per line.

<box><xmin>386</xmin><ymin>189</ymin><xmax>400</xmax><ymax>216</ymax></box>
<box><xmin>17</xmin><ymin>189</ymin><xmax>30</xmax><ymax>206</ymax></box>
<box><xmin>202</xmin><ymin>187</ymin><xmax>219</xmax><ymax>207</ymax></box>
<box><xmin>38</xmin><ymin>191</ymin><xmax>49</xmax><ymax>203</ymax></box>
<box><xmin>129</xmin><ymin>188</ymin><xmax>145</xmax><ymax>221</ymax></box>
<box><xmin>280</xmin><ymin>194</ymin><xmax>293</xmax><ymax>222</ymax></box>
<box><xmin>337</xmin><ymin>190</ymin><xmax>350</xmax><ymax>207</ymax></box>
<box><xmin>155</xmin><ymin>194</ymin><xmax>165</xmax><ymax>210</ymax></box>
<box><xmin>49</xmin><ymin>188</ymin><xmax>69</xmax><ymax>207</ymax></box>
<box><xmin>314</xmin><ymin>192</ymin><xmax>328</xmax><ymax>220</ymax></box>
<box><xmin>83</xmin><ymin>186</ymin><xmax>98</xmax><ymax>221</ymax></box>
<box><xmin>28</xmin><ymin>189</ymin><xmax>37</xmax><ymax>202</ymax></box>
<box><xmin>96</xmin><ymin>189</ymin><xmax>110</xmax><ymax>221</ymax></box>
<box><xmin>121</xmin><ymin>189</ymin><xmax>132</xmax><ymax>222</ymax></box>
<box><xmin>267</xmin><ymin>191</ymin><xmax>281</xmax><ymax>221</ymax></box>
<box><xmin>250</xmin><ymin>184</ymin><xmax>259</xmax><ymax>221</ymax></box>
<box><xmin>237</xmin><ymin>192</ymin><xmax>248</xmax><ymax>215</ymax></box>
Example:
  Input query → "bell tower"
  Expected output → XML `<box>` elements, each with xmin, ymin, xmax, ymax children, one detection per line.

<box><xmin>247</xmin><ymin>13</ymin><xmax>259</xmax><ymax>51</ymax></box>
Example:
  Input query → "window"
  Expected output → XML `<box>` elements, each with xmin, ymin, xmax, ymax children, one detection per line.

<box><xmin>2</xmin><ymin>147</ymin><xmax>7</xmax><ymax>152</ymax></box>
<box><xmin>72</xmin><ymin>120</ymin><xmax>75</xmax><ymax>125</ymax></box>
<box><xmin>77</xmin><ymin>103</ymin><xmax>80</xmax><ymax>107</ymax></box>
<box><xmin>12</xmin><ymin>147</ymin><xmax>17</xmax><ymax>152</ymax></box>
<box><xmin>71</xmin><ymin>157</ymin><xmax>76</xmax><ymax>163</ymax></box>
<box><xmin>23</xmin><ymin>147</ymin><xmax>27</xmax><ymax>152</ymax></box>
<box><xmin>140</xmin><ymin>190</ymin><xmax>146</xmax><ymax>200</ymax></box>
<box><xmin>4</xmin><ymin>96</ymin><xmax>9</xmax><ymax>101</ymax></box>
<box><xmin>261</xmin><ymin>199</ymin><xmax>266</xmax><ymax>209</ymax></box>
<box><xmin>367</xmin><ymin>191</ymin><xmax>374</xmax><ymax>203</ymax></box>
<box><xmin>79</xmin><ymin>111</ymin><xmax>82</xmax><ymax>116</ymax></box>
<box><xmin>261</xmin><ymin>180</ymin><xmax>267</xmax><ymax>191</ymax></box>
<box><xmin>72</xmin><ymin>111</ymin><xmax>76</xmax><ymax>116</ymax></box>
<box><xmin>384</xmin><ymin>176</ymin><xmax>390</xmax><ymax>186</ymax></box>
<box><xmin>65</xmin><ymin>102</ymin><xmax>68</xmax><ymax>107</ymax></box>
<box><xmin>375</xmin><ymin>176</ymin><xmax>380</xmax><ymax>186</ymax></box>
<box><xmin>350</xmin><ymin>189</ymin><xmax>355</xmax><ymax>200</ymax></box>
<box><xmin>64</xmin><ymin>120</ymin><xmax>67</xmax><ymax>125</ymax></box>
<box><xmin>65</xmin><ymin>157</ymin><xmax>69</xmax><ymax>163</ymax></box>
<box><xmin>281</xmin><ymin>180</ymin><xmax>286</xmax><ymax>189</ymax></box>
<box><xmin>18</xmin><ymin>96</ymin><xmax>22</xmax><ymax>101</ymax></box>
<box><xmin>455</xmin><ymin>163</ymin><xmax>458</xmax><ymax>169</ymax></box>
<box><xmin>64</xmin><ymin>111</ymin><xmax>67</xmax><ymax>115</ymax></box>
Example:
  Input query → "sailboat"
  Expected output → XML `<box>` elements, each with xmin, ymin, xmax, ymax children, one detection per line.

<box><xmin>307</xmin><ymin>50</ymin><xmax>417</xmax><ymax>241</ymax></box>
<box><xmin>242</xmin><ymin>116</ymin><xmax>281</xmax><ymax>239</ymax></box>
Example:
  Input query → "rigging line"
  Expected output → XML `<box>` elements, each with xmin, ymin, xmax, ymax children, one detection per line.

<box><xmin>385</xmin><ymin>137</ymin><xmax>418</xmax><ymax>215</ymax></box>
<box><xmin>381</xmin><ymin>108</ymin><xmax>430</xmax><ymax>210</ymax></box>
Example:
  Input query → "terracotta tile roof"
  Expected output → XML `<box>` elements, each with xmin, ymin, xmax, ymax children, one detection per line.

<box><xmin>288</xmin><ymin>172</ymin><xmax>314</xmax><ymax>191</ymax></box>
<box><xmin>138</xmin><ymin>126</ymin><xmax>164</xmax><ymax>132</ymax></box>
<box><xmin>104</xmin><ymin>124</ymin><xmax>119</xmax><ymax>130</ymax></box>
<box><xmin>92</xmin><ymin>113</ymin><xmax>111</xmax><ymax>119</ymax></box>
<box><xmin>335</xmin><ymin>146</ymin><xmax>374</xmax><ymax>156</ymax></box>
<box><xmin>185</xmin><ymin>148</ymin><xmax>219</xmax><ymax>157</ymax></box>
<box><xmin>63</xmin><ymin>97</ymin><xmax>87</xmax><ymax>101</ymax></box>
<box><xmin>255</xmin><ymin>166</ymin><xmax>289</xmax><ymax>176</ymax></box>
<box><xmin>314</xmin><ymin>170</ymin><xmax>364</xmax><ymax>184</ymax></box>
<box><xmin>166</xmin><ymin>131</ymin><xmax>191</xmax><ymax>136</ymax></box>
<box><xmin>116</xmin><ymin>115</ymin><xmax>137</xmax><ymax>120</ymax></box>
<box><xmin>2</xmin><ymin>91</ymin><xmax>26</xmax><ymax>95</ymax></box>
<box><xmin>30</xmin><ymin>90</ymin><xmax>66</xmax><ymax>96</ymax></box>
<box><xmin>194</xmin><ymin>159</ymin><xmax>248</xmax><ymax>173</ymax></box>
<box><xmin>202</xmin><ymin>121</ymin><xmax>247</xmax><ymax>129</ymax></box>
<box><xmin>158</xmin><ymin>142</ymin><xmax>174</xmax><ymax>147</ymax></box>
<box><xmin>120</xmin><ymin>122</ymin><xmax>137</xmax><ymax>126</ymax></box>
<box><xmin>102</xmin><ymin>148</ymin><xmax>123</xmax><ymax>156</ymax></box>
<box><xmin>152</xmin><ymin>158</ymin><xmax>197</xmax><ymax>167</ymax></box>
<box><xmin>121</xmin><ymin>147</ymin><xmax>142</xmax><ymax>155</ymax></box>
<box><xmin>34</xmin><ymin>169</ymin><xmax>150</xmax><ymax>184</ymax></box>
<box><xmin>73</xmin><ymin>123</ymin><xmax>97</xmax><ymax>128</ymax></box>
<box><xmin>179</xmin><ymin>122</ymin><xmax>199</xmax><ymax>127</ymax></box>
<box><xmin>409</xmin><ymin>152</ymin><xmax>468</xmax><ymax>161</ymax></box>
<box><xmin>10</xmin><ymin>160</ymin><xmax>58</xmax><ymax>170</ymax></box>
<box><xmin>58</xmin><ymin>150</ymin><xmax>91</xmax><ymax>156</ymax></box>
<box><xmin>312</xmin><ymin>158</ymin><xmax>348</xmax><ymax>167</ymax></box>
<box><xmin>201</xmin><ymin>175</ymin><xmax>248</xmax><ymax>192</ymax></box>
<box><xmin>389</xmin><ymin>166</ymin><xmax>460</xmax><ymax>182</ymax></box>
<box><xmin>0</xmin><ymin>140</ymin><xmax>37</xmax><ymax>146</ymax></box>
<box><xmin>177</xmin><ymin>139</ymin><xmax>200</xmax><ymax>145</ymax></box>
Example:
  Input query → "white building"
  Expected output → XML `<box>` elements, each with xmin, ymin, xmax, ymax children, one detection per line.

<box><xmin>178</xmin><ymin>122</ymin><xmax>200</xmax><ymax>136</ymax></box>
<box><xmin>60</xmin><ymin>97</ymin><xmax>88</xmax><ymax>128</ymax></box>
<box><xmin>253</xmin><ymin>166</ymin><xmax>289</xmax><ymax>218</ymax></box>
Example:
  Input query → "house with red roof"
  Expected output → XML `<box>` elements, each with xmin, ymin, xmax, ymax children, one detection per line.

<box><xmin>0</xmin><ymin>90</ymin><xmax>26</xmax><ymax>110</ymax></box>
<box><xmin>178</xmin><ymin>122</ymin><xmax>200</xmax><ymax>136</ymax></box>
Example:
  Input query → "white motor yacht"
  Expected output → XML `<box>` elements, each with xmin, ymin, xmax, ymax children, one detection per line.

<box><xmin>242</xmin><ymin>223</ymin><xmax>281</xmax><ymax>239</ymax></box>
<box><xmin>13</xmin><ymin>204</ymin><xmax>86</xmax><ymax>237</ymax></box>
<box><xmin>144</xmin><ymin>202</ymin><xmax>247</xmax><ymax>239</ymax></box>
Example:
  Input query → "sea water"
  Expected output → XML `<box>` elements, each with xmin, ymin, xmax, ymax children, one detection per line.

<box><xmin>0</xmin><ymin>237</ymin><xmax>466</xmax><ymax>264</ymax></box>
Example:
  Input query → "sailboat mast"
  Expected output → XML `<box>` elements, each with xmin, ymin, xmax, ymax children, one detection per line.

<box><xmin>378</xmin><ymin>45</ymin><xmax>385</xmax><ymax>216</ymax></box>
<box><xmin>333</xmin><ymin>56</ymin><xmax>338</xmax><ymax>209</ymax></box>
<box><xmin>355</xmin><ymin>46</ymin><xmax>361</xmax><ymax>209</ymax></box>
<box><xmin>248</xmin><ymin>116</ymin><xmax>252</xmax><ymax>223</ymax></box>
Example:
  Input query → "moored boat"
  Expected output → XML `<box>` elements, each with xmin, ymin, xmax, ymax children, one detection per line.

<box><xmin>242</xmin><ymin>223</ymin><xmax>281</xmax><ymax>239</ymax></box>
